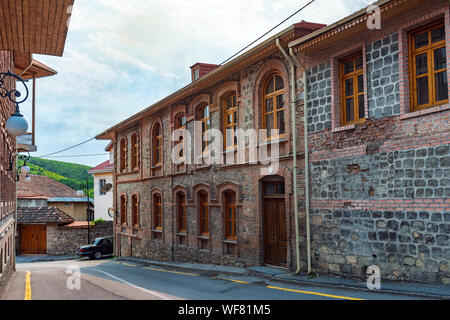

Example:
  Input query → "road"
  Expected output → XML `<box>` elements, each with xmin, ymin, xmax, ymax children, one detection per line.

<box><xmin>0</xmin><ymin>258</ymin><xmax>425</xmax><ymax>301</ymax></box>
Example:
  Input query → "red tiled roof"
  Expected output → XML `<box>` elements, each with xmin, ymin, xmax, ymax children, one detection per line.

<box><xmin>62</xmin><ymin>221</ymin><xmax>89</xmax><ymax>229</ymax></box>
<box><xmin>88</xmin><ymin>160</ymin><xmax>114</xmax><ymax>173</ymax></box>
<box><xmin>17</xmin><ymin>207</ymin><xmax>75</xmax><ymax>225</ymax></box>
<box><xmin>17</xmin><ymin>175</ymin><xmax>78</xmax><ymax>199</ymax></box>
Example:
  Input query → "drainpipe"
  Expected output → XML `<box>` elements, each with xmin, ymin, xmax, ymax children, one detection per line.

<box><xmin>290</xmin><ymin>49</ymin><xmax>312</xmax><ymax>275</ymax></box>
<box><xmin>275</xmin><ymin>39</ymin><xmax>302</xmax><ymax>274</ymax></box>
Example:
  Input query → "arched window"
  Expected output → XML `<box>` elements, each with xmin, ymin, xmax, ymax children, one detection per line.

<box><xmin>177</xmin><ymin>192</ymin><xmax>187</xmax><ymax>233</ymax></box>
<box><xmin>131</xmin><ymin>194</ymin><xmax>139</xmax><ymax>227</ymax></box>
<box><xmin>120</xmin><ymin>195</ymin><xmax>127</xmax><ymax>225</ymax></box>
<box><xmin>224</xmin><ymin>191</ymin><xmax>237</xmax><ymax>240</ymax></box>
<box><xmin>174</xmin><ymin>113</ymin><xmax>186</xmax><ymax>160</ymax></box>
<box><xmin>120</xmin><ymin>137</ymin><xmax>128</xmax><ymax>172</ymax></box>
<box><xmin>197</xmin><ymin>104</ymin><xmax>210</xmax><ymax>153</ymax></box>
<box><xmin>153</xmin><ymin>123</ymin><xmax>163</xmax><ymax>166</ymax></box>
<box><xmin>154</xmin><ymin>193</ymin><xmax>162</xmax><ymax>230</ymax></box>
<box><xmin>223</xmin><ymin>93</ymin><xmax>237</xmax><ymax>150</ymax></box>
<box><xmin>131</xmin><ymin>133</ymin><xmax>140</xmax><ymax>171</ymax></box>
<box><xmin>263</xmin><ymin>73</ymin><xmax>286</xmax><ymax>137</ymax></box>
<box><xmin>198</xmin><ymin>192</ymin><xmax>209</xmax><ymax>236</ymax></box>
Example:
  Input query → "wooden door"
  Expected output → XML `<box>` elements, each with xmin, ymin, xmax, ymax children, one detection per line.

<box><xmin>19</xmin><ymin>225</ymin><xmax>47</xmax><ymax>254</ymax></box>
<box><xmin>263</xmin><ymin>198</ymin><xmax>287</xmax><ymax>266</ymax></box>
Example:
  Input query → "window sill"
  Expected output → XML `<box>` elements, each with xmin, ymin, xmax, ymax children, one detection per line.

<box><xmin>400</xmin><ymin>103</ymin><xmax>450</xmax><ymax>120</ymax></box>
<box><xmin>176</xmin><ymin>232</ymin><xmax>187</xmax><ymax>236</ymax></box>
<box><xmin>223</xmin><ymin>239</ymin><xmax>238</xmax><ymax>244</ymax></box>
<box><xmin>331</xmin><ymin>123</ymin><xmax>356</xmax><ymax>133</ymax></box>
<box><xmin>197</xmin><ymin>235</ymin><xmax>210</xmax><ymax>240</ymax></box>
<box><xmin>152</xmin><ymin>229</ymin><xmax>163</xmax><ymax>233</ymax></box>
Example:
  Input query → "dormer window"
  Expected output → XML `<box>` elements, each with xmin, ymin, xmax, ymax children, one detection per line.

<box><xmin>193</xmin><ymin>68</ymin><xmax>200</xmax><ymax>81</ymax></box>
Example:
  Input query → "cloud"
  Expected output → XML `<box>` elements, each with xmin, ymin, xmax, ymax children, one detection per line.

<box><xmin>24</xmin><ymin>0</ymin><xmax>373</xmax><ymax>166</ymax></box>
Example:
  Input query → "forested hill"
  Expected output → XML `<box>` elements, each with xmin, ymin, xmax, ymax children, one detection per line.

<box><xmin>17</xmin><ymin>157</ymin><xmax>94</xmax><ymax>197</ymax></box>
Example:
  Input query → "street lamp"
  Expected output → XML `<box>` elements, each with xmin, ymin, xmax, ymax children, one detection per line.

<box><xmin>0</xmin><ymin>71</ymin><xmax>30</xmax><ymax>137</ymax></box>
<box><xmin>9</xmin><ymin>150</ymin><xmax>32</xmax><ymax>181</ymax></box>
<box><xmin>77</xmin><ymin>177</ymin><xmax>92</xmax><ymax>244</ymax></box>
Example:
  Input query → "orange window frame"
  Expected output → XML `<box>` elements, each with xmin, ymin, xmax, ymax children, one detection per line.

<box><xmin>120</xmin><ymin>195</ymin><xmax>127</xmax><ymax>225</ymax></box>
<box><xmin>131</xmin><ymin>195</ymin><xmax>139</xmax><ymax>228</ymax></box>
<box><xmin>177</xmin><ymin>193</ymin><xmax>186</xmax><ymax>233</ymax></box>
<box><xmin>120</xmin><ymin>138</ymin><xmax>128</xmax><ymax>172</ymax></box>
<box><xmin>199</xmin><ymin>193</ymin><xmax>209</xmax><ymax>236</ymax></box>
<box><xmin>154</xmin><ymin>194</ymin><xmax>162</xmax><ymax>230</ymax></box>
<box><xmin>174</xmin><ymin>113</ymin><xmax>186</xmax><ymax>161</ymax></box>
<box><xmin>224</xmin><ymin>192</ymin><xmax>237</xmax><ymax>240</ymax></box>
<box><xmin>131</xmin><ymin>133</ymin><xmax>139</xmax><ymax>171</ymax></box>
<box><xmin>262</xmin><ymin>73</ymin><xmax>286</xmax><ymax>139</ymax></box>
<box><xmin>409</xmin><ymin>20</ymin><xmax>448</xmax><ymax>111</ymax></box>
<box><xmin>223</xmin><ymin>93</ymin><xmax>237</xmax><ymax>150</ymax></box>
<box><xmin>198</xmin><ymin>104</ymin><xmax>210</xmax><ymax>153</ymax></box>
<box><xmin>339</xmin><ymin>51</ymin><xmax>365</xmax><ymax>125</ymax></box>
<box><xmin>153</xmin><ymin>124</ymin><xmax>163</xmax><ymax>166</ymax></box>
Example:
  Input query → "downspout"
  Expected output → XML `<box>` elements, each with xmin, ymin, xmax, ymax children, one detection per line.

<box><xmin>290</xmin><ymin>48</ymin><xmax>312</xmax><ymax>275</ymax></box>
<box><xmin>275</xmin><ymin>39</ymin><xmax>301</xmax><ymax>274</ymax></box>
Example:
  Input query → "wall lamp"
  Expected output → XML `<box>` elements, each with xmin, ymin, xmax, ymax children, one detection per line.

<box><xmin>9</xmin><ymin>150</ymin><xmax>31</xmax><ymax>181</ymax></box>
<box><xmin>0</xmin><ymin>71</ymin><xmax>30</xmax><ymax>137</ymax></box>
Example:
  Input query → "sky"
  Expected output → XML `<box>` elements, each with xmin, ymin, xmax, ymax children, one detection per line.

<box><xmin>21</xmin><ymin>0</ymin><xmax>374</xmax><ymax>167</ymax></box>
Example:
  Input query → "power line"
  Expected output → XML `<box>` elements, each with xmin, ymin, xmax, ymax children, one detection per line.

<box><xmin>220</xmin><ymin>0</ymin><xmax>316</xmax><ymax>65</ymax></box>
<box><xmin>38</xmin><ymin>153</ymin><xmax>109</xmax><ymax>158</ymax></box>
<box><xmin>35</xmin><ymin>137</ymin><xmax>97</xmax><ymax>158</ymax></box>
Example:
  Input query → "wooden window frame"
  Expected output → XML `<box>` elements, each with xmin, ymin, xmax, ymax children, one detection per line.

<box><xmin>131</xmin><ymin>194</ymin><xmax>139</xmax><ymax>228</ymax></box>
<box><xmin>222</xmin><ymin>93</ymin><xmax>238</xmax><ymax>150</ymax></box>
<box><xmin>224</xmin><ymin>192</ymin><xmax>237</xmax><ymax>240</ymax></box>
<box><xmin>262</xmin><ymin>73</ymin><xmax>286</xmax><ymax>140</ymax></box>
<box><xmin>153</xmin><ymin>193</ymin><xmax>162</xmax><ymax>230</ymax></box>
<box><xmin>131</xmin><ymin>133</ymin><xmax>140</xmax><ymax>171</ymax></box>
<box><xmin>177</xmin><ymin>192</ymin><xmax>187</xmax><ymax>233</ymax></box>
<box><xmin>198</xmin><ymin>192</ymin><xmax>209</xmax><ymax>236</ymax></box>
<box><xmin>174</xmin><ymin>113</ymin><xmax>186</xmax><ymax>161</ymax></box>
<box><xmin>198</xmin><ymin>104</ymin><xmax>211</xmax><ymax>154</ymax></box>
<box><xmin>120</xmin><ymin>195</ymin><xmax>127</xmax><ymax>226</ymax></box>
<box><xmin>409</xmin><ymin>19</ymin><xmax>448</xmax><ymax>111</ymax></box>
<box><xmin>153</xmin><ymin>124</ymin><xmax>163</xmax><ymax>167</ymax></box>
<box><xmin>339</xmin><ymin>51</ymin><xmax>365</xmax><ymax>126</ymax></box>
<box><xmin>119</xmin><ymin>137</ymin><xmax>128</xmax><ymax>172</ymax></box>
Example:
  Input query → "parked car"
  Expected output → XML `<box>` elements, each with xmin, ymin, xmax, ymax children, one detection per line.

<box><xmin>76</xmin><ymin>236</ymin><xmax>113</xmax><ymax>259</ymax></box>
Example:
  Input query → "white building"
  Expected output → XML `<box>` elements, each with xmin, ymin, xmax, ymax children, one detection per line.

<box><xmin>88</xmin><ymin>144</ymin><xmax>114</xmax><ymax>221</ymax></box>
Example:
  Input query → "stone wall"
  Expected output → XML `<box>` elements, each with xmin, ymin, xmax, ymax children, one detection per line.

<box><xmin>46</xmin><ymin>221</ymin><xmax>113</xmax><ymax>255</ymax></box>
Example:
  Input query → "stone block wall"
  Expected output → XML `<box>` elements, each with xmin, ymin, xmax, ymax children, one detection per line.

<box><xmin>46</xmin><ymin>221</ymin><xmax>113</xmax><ymax>255</ymax></box>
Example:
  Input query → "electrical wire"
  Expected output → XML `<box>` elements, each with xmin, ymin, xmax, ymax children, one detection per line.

<box><xmin>35</xmin><ymin>137</ymin><xmax>97</xmax><ymax>158</ymax></box>
<box><xmin>220</xmin><ymin>0</ymin><xmax>316</xmax><ymax>65</ymax></box>
<box><xmin>39</xmin><ymin>153</ymin><xmax>109</xmax><ymax>158</ymax></box>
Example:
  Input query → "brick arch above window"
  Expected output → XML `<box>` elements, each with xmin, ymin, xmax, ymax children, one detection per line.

<box><xmin>171</xmin><ymin>184</ymin><xmax>189</xmax><ymax>204</ymax></box>
<box><xmin>213</xmin><ymin>81</ymin><xmax>239</xmax><ymax>107</ymax></box>
<box><xmin>252</xmin><ymin>59</ymin><xmax>290</xmax><ymax>133</ymax></box>
<box><xmin>189</xmin><ymin>93</ymin><xmax>211</xmax><ymax>115</ymax></box>
<box><xmin>216</xmin><ymin>181</ymin><xmax>243</xmax><ymax>206</ymax></box>
<box><xmin>190</xmin><ymin>183</ymin><xmax>212</xmax><ymax>205</ymax></box>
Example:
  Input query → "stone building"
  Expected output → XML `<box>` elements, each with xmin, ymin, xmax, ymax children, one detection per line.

<box><xmin>0</xmin><ymin>0</ymin><xmax>74</xmax><ymax>288</ymax></box>
<box><xmin>289</xmin><ymin>0</ymin><xmax>450</xmax><ymax>284</ymax></box>
<box><xmin>96</xmin><ymin>21</ymin><xmax>325</xmax><ymax>268</ymax></box>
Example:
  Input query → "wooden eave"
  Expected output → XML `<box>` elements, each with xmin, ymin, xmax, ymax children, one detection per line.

<box><xmin>0</xmin><ymin>0</ymin><xmax>74</xmax><ymax>56</ymax></box>
<box><xmin>14</xmin><ymin>53</ymin><xmax>57</xmax><ymax>80</ymax></box>
<box><xmin>96</xmin><ymin>26</ymin><xmax>302</xmax><ymax>140</ymax></box>
<box><xmin>289</xmin><ymin>0</ymin><xmax>425</xmax><ymax>54</ymax></box>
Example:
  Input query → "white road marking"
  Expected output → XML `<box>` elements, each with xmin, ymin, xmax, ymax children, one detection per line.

<box><xmin>86</xmin><ymin>267</ymin><xmax>171</xmax><ymax>300</ymax></box>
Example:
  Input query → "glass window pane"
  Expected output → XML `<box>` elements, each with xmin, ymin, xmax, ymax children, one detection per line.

<box><xmin>355</xmin><ymin>56</ymin><xmax>363</xmax><ymax>70</ymax></box>
<box><xmin>265</xmin><ymin>113</ymin><xmax>274</xmax><ymax>130</ymax></box>
<box><xmin>417</xmin><ymin>76</ymin><xmax>429</xmax><ymax>105</ymax></box>
<box><xmin>358</xmin><ymin>94</ymin><xmax>365</xmax><ymax>119</ymax></box>
<box><xmin>344</xmin><ymin>60</ymin><xmax>354</xmax><ymax>74</ymax></box>
<box><xmin>435</xmin><ymin>71</ymin><xmax>448</xmax><ymax>102</ymax></box>
<box><xmin>345</xmin><ymin>78</ymin><xmax>354</xmax><ymax>97</ymax></box>
<box><xmin>233</xmin><ymin>111</ymin><xmax>237</xmax><ymax>123</ymax></box>
<box><xmin>357</xmin><ymin>74</ymin><xmax>364</xmax><ymax>93</ymax></box>
<box><xmin>265</xmin><ymin>183</ymin><xmax>276</xmax><ymax>195</ymax></box>
<box><xmin>276</xmin><ymin>94</ymin><xmax>284</xmax><ymax>109</ymax></box>
<box><xmin>434</xmin><ymin>47</ymin><xmax>447</xmax><ymax>70</ymax></box>
<box><xmin>416</xmin><ymin>53</ymin><xmax>428</xmax><ymax>76</ymax></box>
<box><xmin>227</xmin><ymin>113</ymin><xmax>232</xmax><ymax>125</ymax></box>
<box><xmin>265</xmin><ymin>77</ymin><xmax>274</xmax><ymax>94</ymax></box>
<box><xmin>275</xmin><ymin>75</ymin><xmax>284</xmax><ymax>91</ymax></box>
<box><xmin>415</xmin><ymin>32</ymin><xmax>429</xmax><ymax>49</ymax></box>
<box><xmin>431</xmin><ymin>26</ymin><xmax>445</xmax><ymax>43</ymax></box>
<box><xmin>346</xmin><ymin>98</ymin><xmax>354</xmax><ymax>122</ymax></box>
<box><xmin>233</xmin><ymin>95</ymin><xmax>237</xmax><ymax>107</ymax></box>
<box><xmin>265</xmin><ymin>98</ymin><xmax>273</xmax><ymax>113</ymax></box>
<box><xmin>277</xmin><ymin>110</ymin><xmax>285</xmax><ymax>134</ymax></box>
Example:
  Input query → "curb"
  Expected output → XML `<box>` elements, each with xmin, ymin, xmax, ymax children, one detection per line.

<box><xmin>116</xmin><ymin>257</ymin><xmax>450</xmax><ymax>300</ymax></box>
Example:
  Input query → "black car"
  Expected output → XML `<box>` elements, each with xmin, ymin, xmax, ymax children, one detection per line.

<box><xmin>76</xmin><ymin>236</ymin><xmax>114</xmax><ymax>259</ymax></box>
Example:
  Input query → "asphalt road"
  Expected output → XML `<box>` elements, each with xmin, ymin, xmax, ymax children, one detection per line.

<box><xmin>0</xmin><ymin>258</ymin><xmax>425</xmax><ymax>301</ymax></box>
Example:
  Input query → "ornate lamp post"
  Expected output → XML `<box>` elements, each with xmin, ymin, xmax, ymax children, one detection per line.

<box><xmin>8</xmin><ymin>150</ymin><xmax>32</xmax><ymax>181</ymax></box>
<box><xmin>77</xmin><ymin>177</ymin><xmax>92</xmax><ymax>244</ymax></box>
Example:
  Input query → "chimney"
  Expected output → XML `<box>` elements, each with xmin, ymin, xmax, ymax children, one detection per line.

<box><xmin>190</xmin><ymin>63</ymin><xmax>220</xmax><ymax>82</ymax></box>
